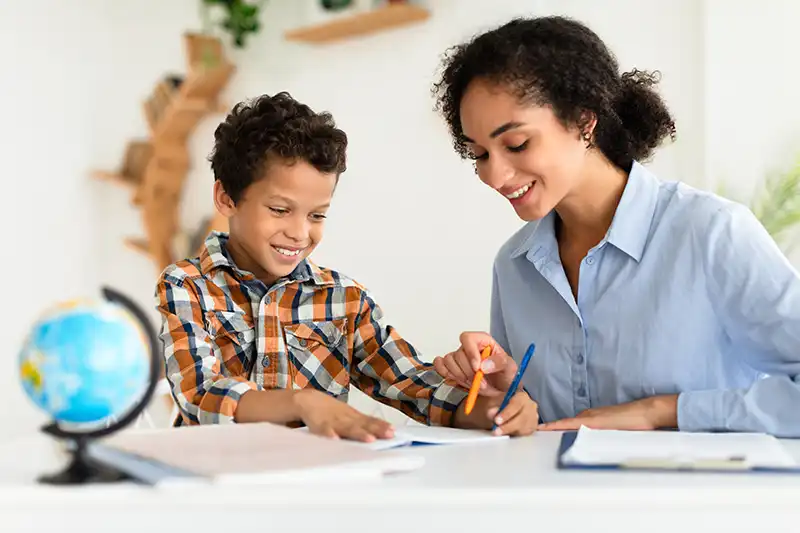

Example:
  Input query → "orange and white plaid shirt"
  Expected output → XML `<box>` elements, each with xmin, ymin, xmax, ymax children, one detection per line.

<box><xmin>155</xmin><ymin>232</ymin><xmax>467</xmax><ymax>427</ymax></box>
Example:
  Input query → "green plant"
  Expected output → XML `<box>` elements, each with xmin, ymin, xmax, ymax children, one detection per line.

<box><xmin>201</xmin><ymin>0</ymin><xmax>267</xmax><ymax>49</ymax></box>
<box><xmin>718</xmin><ymin>154</ymin><xmax>800</xmax><ymax>252</ymax></box>
<box><xmin>320</xmin><ymin>0</ymin><xmax>354</xmax><ymax>10</ymax></box>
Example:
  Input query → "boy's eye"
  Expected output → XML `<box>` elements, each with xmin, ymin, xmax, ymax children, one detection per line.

<box><xmin>268</xmin><ymin>207</ymin><xmax>288</xmax><ymax>215</ymax></box>
<box><xmin>310</xmin><ymin>213</ymin><xmax>327</xmax><ymax>221</ymax></box>
<box><xmin>507</xmin><ymin>140</ymin><xmax>529</xmax><ymax>153</ymax></box>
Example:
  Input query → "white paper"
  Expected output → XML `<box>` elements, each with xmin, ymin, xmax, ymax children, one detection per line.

<box><xmin>561</xmin><ymin>426</ymin><xmax>797</xmax><ymax>468</ymax></box>
<box><xmin>359</xmin><ymin>426</ymin><xmax>509</xmax><ymax>450</ymax></box>
<box><xmin>298</xmin><ymin>425</ymin><xmax>508</xmax><ymax>451</ymax></box>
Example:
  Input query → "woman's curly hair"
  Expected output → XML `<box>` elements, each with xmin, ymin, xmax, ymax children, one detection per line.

<box><xmin>209</xmin><ymin>92</ymin><xmax>347</xmax><ymax>203</ymax></box>
<box><xmin>432</xmin><ymin>16</ymin><xmax>676</xmax><ymax>172</ymax></box>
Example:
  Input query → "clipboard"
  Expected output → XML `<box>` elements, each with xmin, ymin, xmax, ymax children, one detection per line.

<box><xmin>556</xmin><ymin>431</ymin><xmax>800</xmax><ymax>474</ymax></box>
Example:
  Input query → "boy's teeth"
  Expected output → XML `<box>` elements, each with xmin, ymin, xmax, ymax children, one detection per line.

<box><xmin>506</xmin><ymin>182</ymin><xmax>533</xmax><ymax>199</ymax></box>
<box><xmin>275</xmin><ymin>247</ymin><xmax>301</xmax><ymax>256</ymax></box>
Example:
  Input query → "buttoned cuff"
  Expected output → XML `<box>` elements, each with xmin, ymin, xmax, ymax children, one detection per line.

<box><xmin>677</xmin><ymin>389</ymin><xmax>726</xmax><ymax>432</ymax></box>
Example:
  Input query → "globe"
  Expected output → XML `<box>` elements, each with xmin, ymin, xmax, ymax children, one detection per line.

<box><xmin>19</xmin><ymin>300</ymin><xmax>149</xmax><ymax>424</ymax></box>
<box><xmin>17</xmin><ymin>287</ymin><xmax>161</xmax><ymax>485</ymax></box>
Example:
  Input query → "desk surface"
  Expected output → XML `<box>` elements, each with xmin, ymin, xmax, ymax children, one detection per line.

<box><xmin>3</xmin><ymin>430</ymin><xmax>800</xmax><ymax>532</ymax></box>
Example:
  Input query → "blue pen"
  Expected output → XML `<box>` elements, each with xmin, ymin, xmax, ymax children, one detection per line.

<box><xmin>491</xmin><ymin>342</ymin><xmax>536</xmax><ymax>432</ymax></box>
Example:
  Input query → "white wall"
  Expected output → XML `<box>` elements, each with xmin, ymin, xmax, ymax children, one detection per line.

<box><xmin>0</xmin><ymin>3</ymin><xmax>104</xmax><ymax>434</ymax></box>
<box><xmin>0</xmin><ymin>1</ymin><xmax>216</xmax><ymax>434</ymax></box>
<box><xmin>1</xmin><ymin>0</ymin><xmax>794</xmax><ymax>433</ymax></box>
<box><xmin>703</xmin><ymin>0</ymin><xmax>800</xmax><ymax>262</ymax></box>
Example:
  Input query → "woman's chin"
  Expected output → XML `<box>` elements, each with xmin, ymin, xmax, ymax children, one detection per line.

<box><xmin>514</xmin><ymin>201</ymin><xmax>551</xmax><ymax>222</ymax></box>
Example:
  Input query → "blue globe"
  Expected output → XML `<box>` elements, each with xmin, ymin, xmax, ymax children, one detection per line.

<box><xmin>19</xmin><ymin>299</ymin><xmax>150</xmax><ymax>425</ymax></box>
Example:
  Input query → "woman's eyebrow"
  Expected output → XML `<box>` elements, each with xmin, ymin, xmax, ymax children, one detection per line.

<box><xmin>461</xmin><ymin>121</ymin><xmax>526</xmax><ymax>143</ymax></box>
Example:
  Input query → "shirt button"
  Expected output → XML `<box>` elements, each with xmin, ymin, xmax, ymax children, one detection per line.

<box><xmin>577</xmin><ymin>354</ymin><xmax>584</xmax><ymax>364</ymax></box>
<box><xmin>264</xmin><ymin>296</ymin><xmax>271</xmax><ymax>305</ymax></box>
<box><xmin>237</xmin><ymin>333</ymin><xmax>245</xmax><ymax>342</ymax></box>
<box><xmin>586</xmin><ymin>256</ymin><xmax>595</xmax><ymax>265</ymax></box>
<box><xmin>262</xmin><ymin>355</ymin><xmax>270</xmax><ymax>367</ymax></box>
<box><xmin>299</xmin><ymin>339</ymin><xmax>307</xmax><ymax>347</ymax></box>
<box><xmin>577</xmin><ymin>386</ymin><xmax>586</xmax><ymax>397</ymax></box>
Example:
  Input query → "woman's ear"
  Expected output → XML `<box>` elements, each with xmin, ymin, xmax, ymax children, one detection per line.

<box><xmin>577</xmin><ymin>110</ymin><xmax>598</xmax><ymax>144</ymax></box>
<box><xmin>213</xmin><ymin>180</ymin><xmax>236</xmax><ymax>217</ymax></box>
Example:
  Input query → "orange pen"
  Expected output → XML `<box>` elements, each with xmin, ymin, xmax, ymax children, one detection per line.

<box><xmin>464</xmin><ymin>345</ymin><xmax>493</xmax><ymax>415</ymax></box>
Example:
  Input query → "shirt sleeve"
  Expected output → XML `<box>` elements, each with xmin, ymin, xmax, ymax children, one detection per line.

<box><xmin>155</xmin><ymin>272</ymin><xmax>259</xmax><ymax>425</ymax></box>
<box><xmin>677</xmin><ymin>203</ymin><xmax>800</xmax><ymax>436</ymax></box>
<box><xmin>350</xmin><ymin>289</ymin><xmax>468</xmax><ymax>427</ymax></box>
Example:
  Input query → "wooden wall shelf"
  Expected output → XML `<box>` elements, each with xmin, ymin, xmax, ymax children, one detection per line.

<box><xmin>92</xmin><ymin>170</ymin><xmax>137</xmax><ymax>190</ymax></box>
<box><xmin>124</xmin><ymin>237</ymin><xmax>151</xmax><ymax>257</ymax></box>
<box><xmin>284</xmin><ymin>4</ymin><xmax>430</xmax><ymax>44</ymax></box>
<box><xmin>93</xmin><ymin>32</ymin><xmax>234</xmax><ymax>272</ymax></box>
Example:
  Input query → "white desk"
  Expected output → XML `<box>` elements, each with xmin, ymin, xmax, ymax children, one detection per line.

<box><xmin>2</xmin><ymin>431</ymin><xmax>800</xmax><ymax>533</ymax></box>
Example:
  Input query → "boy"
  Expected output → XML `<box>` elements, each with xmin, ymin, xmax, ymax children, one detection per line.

<box><xmin>155</xmin><ymin>92</ymin><xmax>537</xmax><ymax>441</ymax></box>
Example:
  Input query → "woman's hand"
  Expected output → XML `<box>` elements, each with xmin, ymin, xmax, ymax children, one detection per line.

<box><xmin>436</xmin><ymin>332</ymin><xmax>539</xmax><ymax>436</ymax></box>
<box><xmin>433</xmin><ymin>331</ymin><xmax>518</xmax><ymax>396</ymax></box>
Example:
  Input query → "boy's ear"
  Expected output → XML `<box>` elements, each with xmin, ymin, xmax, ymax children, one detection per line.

<box><xmin>213</xmin><ymin>181</ymin><xmax>236</xmax><ymax>217</ymax></box>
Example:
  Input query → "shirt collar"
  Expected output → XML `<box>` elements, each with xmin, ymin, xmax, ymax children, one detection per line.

<box><xmin>510</xmin><ymin>213</ymin><xmax>557</xmax><ymax>265</ymax></box>
<box><xmin>509</xmin><ymin>161</ymin><xmax>659</xmax><ymax>263</ymax></box>
<box><xmin>199</xmin><ymin>231</ymin><xmax>335</xmax><ymax>286</ymax></box>
<box><xmin>604</xmin><ymin>161</ymin><xmax>660</xmax><ymax>262</ymax></box>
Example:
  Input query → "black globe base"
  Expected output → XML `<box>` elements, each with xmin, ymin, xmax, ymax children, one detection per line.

<box><xmin>38</xmin><ymin>437</ymin><xmax>130</xmax><ymax>486</ymax></box>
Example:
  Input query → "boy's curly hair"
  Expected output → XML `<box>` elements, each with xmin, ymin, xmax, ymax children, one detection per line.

<box><xmin>432</xmin><ymin>16</ymin><xmax>676</xmax><ymax>172</ymax></box>
<box><xmin>209</xmin><ymin>92</ymin><xmax>348</xmax><ymax>203</ymax></box>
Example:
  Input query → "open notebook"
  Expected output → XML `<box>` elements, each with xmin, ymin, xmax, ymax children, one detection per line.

<box><xmin>86</xmin><ymin>422</ymin><xmax>425</xmax><ymax>487</ymax></box>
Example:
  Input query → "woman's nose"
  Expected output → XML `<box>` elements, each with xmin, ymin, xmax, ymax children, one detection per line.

<box><xmin>480</xmin><ymin>154</ymin><xmax>515</xmax><ymax>190</ymax></box>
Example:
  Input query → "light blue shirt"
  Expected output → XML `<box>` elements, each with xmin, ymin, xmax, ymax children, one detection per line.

<box><xmin>491</xmin><ymin>161</ymin><xmax>800</xmax><ymax>437</ymax></box>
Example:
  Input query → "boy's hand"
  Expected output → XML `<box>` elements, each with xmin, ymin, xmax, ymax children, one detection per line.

<box><xmin>454</xmin><ymin>392</ymin><xmax>539</xmax><ymax>437</ymax></box>
<box><xmin>433</xmin><ymin>331</ymin><xmax>518</xmax><ymax>395</ymax></box>
<box><xmin>294</xmin><ymin>389</ymin><xmax>395</xmax><ymax>442</ymax></box>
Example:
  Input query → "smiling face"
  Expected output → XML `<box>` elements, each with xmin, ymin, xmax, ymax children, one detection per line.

<box><xmin>214</xmin><ymin>159</ymin><xmax>336</xmax><ymax>284</ymax></box>
<box><xmin>459</xmin><ymin>79</ymin><xmax>594</xmax><ymax>221</ymax></box>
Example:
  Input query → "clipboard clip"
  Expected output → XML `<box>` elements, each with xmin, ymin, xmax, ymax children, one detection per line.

<box><xmin>621</xmin><ymin>456</ymin><xmax>751</xmax><ymax>471</ymax></box>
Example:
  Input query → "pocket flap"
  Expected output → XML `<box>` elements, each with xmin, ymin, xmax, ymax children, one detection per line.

<box><xmin>205</xmin><ymin>310</ymin><xmax>255</xmax><ymax>346</ymax></box>
<box><xmin>284</xmin><ymin>319</ymin><xmax>346</xmax><ymax>349</ymax></box>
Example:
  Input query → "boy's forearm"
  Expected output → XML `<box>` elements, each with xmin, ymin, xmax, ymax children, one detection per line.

<box><xmin>452</xmin><ymin>397</ymin><xmax>493</xmax><ymax>430</ymax></box>
<box><xmin>234</xmin><ymin>389</ymin><xmax>303</xmax><ymax>424</ymax></box>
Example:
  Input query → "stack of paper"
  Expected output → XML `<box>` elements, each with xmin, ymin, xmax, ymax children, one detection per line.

<box><xmin>561</xmin><ymin>426</ymin><xmax>797</xmax><ymax>469</ymax></box>
<box><xmin>87</xmin><ymin>422</ymin><xmax>425</xmax><ymax>487</ymax></box>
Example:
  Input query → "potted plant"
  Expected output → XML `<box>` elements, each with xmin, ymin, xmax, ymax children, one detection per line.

<box><xmin>200</xmin><ymin>0</ymin><xmax>266</xmax><ymax>49</ymax></box>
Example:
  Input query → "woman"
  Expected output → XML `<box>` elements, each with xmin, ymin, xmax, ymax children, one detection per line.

<box><xmin>431</xmin><ymin>16</ymin><xmax>800</xmax><ymax>436</ymax></box>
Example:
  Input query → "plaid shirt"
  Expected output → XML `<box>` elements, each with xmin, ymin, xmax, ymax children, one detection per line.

<box><xmin>155</xmin><ymin>232</ymin><xmax>467</xmax><ymax>427</ymax></box>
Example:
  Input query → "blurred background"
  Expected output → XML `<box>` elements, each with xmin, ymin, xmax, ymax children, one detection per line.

<box><xmin>2</xmin><ymin>0</ymin><xmax>799</xmax><ymax>435</ymax></box>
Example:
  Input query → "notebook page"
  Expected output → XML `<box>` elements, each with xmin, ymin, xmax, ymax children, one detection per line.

<box><xmin>562</xmin><ymin>426</ymin><xmax>797</xmax><ymax>468</ymax></box>
<box><xmin>96</xmin><ymin>422</ymin><xmax>425</xmax><ymax>481</ymax></box>
<box><xmin>397</xmin><ymin>425</ymin><xmax>509</xmax><ymax>445</ymax></box>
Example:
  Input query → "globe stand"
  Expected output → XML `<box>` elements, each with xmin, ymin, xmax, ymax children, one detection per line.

<box><xmin>34</xmin><ymin>287</ymin><xmax>162</xmax><ymax>487</ymax></box>
<box><xmin>38</xmin><ymin>433</ymin><xmax>131</xmax><ymax>485</ymax></box>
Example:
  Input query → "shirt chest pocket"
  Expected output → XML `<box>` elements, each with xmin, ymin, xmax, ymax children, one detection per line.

<box><xmin>205</xmin><ymin>310</ymin><xmax>256</xmax><ymax>377</ymax></box>
<box><xmin>284</xmin><ymin>319</ymin><xmax>349</xmax><ymax>397</ymax></box>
